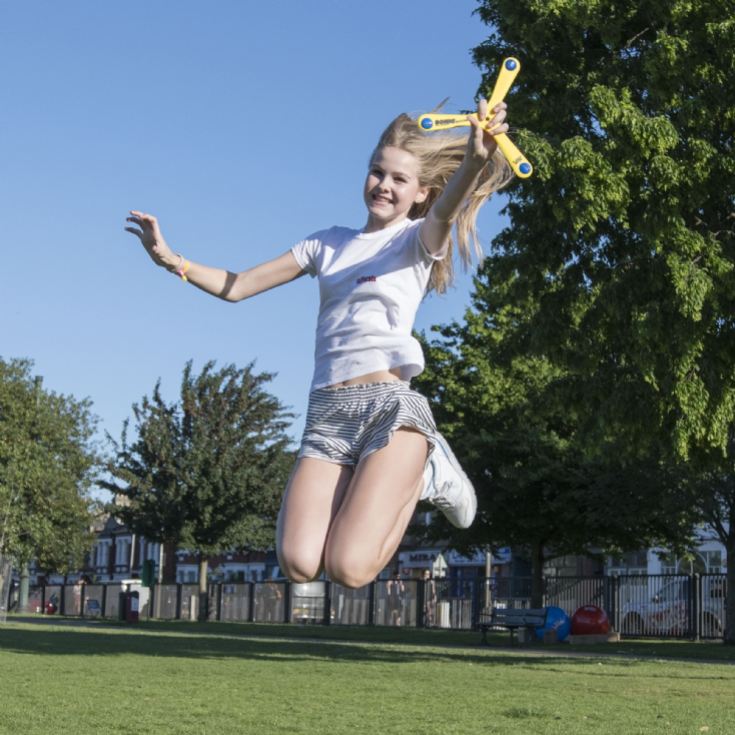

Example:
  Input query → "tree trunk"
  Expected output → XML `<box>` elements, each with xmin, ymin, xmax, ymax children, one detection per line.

<box><xmin>198</xmin><ymin>556</ymin><xmax>208</xmax><ymax>622</ymax></box>
<box><xmin>161</xmin><ymin>540</ymin><xmax>178</xmax><ymax>584</ymax></box>
<box><xmin>530</xmin><ymin>541</ymin><xmax>545</xmax><ymax>608</ymax></box>
<box><xmin>17</xmin><ymin>560</ymin><xmax>30</xmax><ymax>613</ymax></box>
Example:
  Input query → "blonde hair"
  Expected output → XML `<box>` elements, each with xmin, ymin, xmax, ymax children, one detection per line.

<box><xmin>371</xmin><ymin>113</ymin><xmax>513</xmax><ymax>294</ymax></box>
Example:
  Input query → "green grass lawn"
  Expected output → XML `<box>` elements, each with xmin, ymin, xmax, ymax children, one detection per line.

<box><xmin>1</xmin><ymin>617</ymin><xmax>733</xmax><ymax>735</ymax></box>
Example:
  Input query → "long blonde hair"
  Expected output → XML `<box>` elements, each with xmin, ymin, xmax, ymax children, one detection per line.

<box><xmin>372</xmin><ymin>113</ymin><xmax>513</xmax><ymax>293</ymax></box>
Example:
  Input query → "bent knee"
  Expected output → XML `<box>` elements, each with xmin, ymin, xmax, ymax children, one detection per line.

<box><xmin>326</xmin><ymin>567</ymin><xmax>375</xmax><ymax>589</ymax></box>
<box><xmin>277</xmin><ymin>547</ymin><xmax>322</xmax><ymax>584</ymax></box>
<box><xmin>324</xmin><ymin>553</ymin><xmax>378</xmax><ymax>589</ymax></box>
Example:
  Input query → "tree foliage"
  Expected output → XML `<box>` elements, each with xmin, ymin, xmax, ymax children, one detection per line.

<box><xmin>414</xmin><ymin>300</ymin><xmax>694</xmax><ymax>604</ymax></box>
<box><xmin>0</xmin><ymin>357</ymin><xmax>97</xmax><ymax>573</ymax></box>
<box><xmin>415</xmin><ymin>0</ymin><xmax>735</xmax><ymax>604</ymax></box>
<box><xmin>471</xmin><ymin>0</ymin><xmax>734</xmax><ymax>460</ymax></box>
<box><xmin>103</xmin><ymin>361</ymin><xmax>295</xmax><ymax>595</ymax></box>
<box><xmin>464</xmin><ymin>0</ymin><xmax>734</xmax><ymax>629</ymax></box>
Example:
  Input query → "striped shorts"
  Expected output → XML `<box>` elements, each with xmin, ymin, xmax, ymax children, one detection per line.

<box><xmin>297</xmin><ymin>381</ymin><xmax>438</xmax><ymax>466</ymax></box>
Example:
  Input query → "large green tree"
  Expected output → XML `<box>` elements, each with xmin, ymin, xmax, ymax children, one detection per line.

<box><xmin>462</xmin><ymin>0</ymin><xmax>733</xmax><ymax>630</ymax></box>
<box><xmin>0</xmin><ymin>358</ymin><xmax>97</xmax><ymax>607</ymax></box>
<box><xmin>415</xmin><ymin>298</ymin><xmax>694</xmax><ymax>605</ymax></box>
<box><xmin>103</xmin><ymin>361</ymin><xmax>294</xmax><ymax>619</ymax></box>
<box><xmin>471</xmin><ymin>0</ymin><xmax>734</xmax><ymax>459</ymax></box>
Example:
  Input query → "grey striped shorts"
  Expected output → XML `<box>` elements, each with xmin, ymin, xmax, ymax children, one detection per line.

<box><xmin>297</xmin><ymin>381</ymin><xmax>438</xmax><ymax>466</ymax></box>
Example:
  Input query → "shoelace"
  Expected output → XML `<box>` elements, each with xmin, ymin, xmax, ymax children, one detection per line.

<box><xmin>429</xmin><ymin>480</ymin><xmax>457</xmax><ymax>508</ymax></box>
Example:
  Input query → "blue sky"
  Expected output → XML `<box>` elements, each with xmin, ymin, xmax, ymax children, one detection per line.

<box><xmin>1</xmin><ymin>1</ymin><xmax>509</xmax><ymax>468</ymax></box>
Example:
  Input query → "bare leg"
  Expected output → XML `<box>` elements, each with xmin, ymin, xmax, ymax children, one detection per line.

<box><xmin>276</xmin><ymin>458</ymin><xmax>353</xmax><ymax>582</ymax></box>
<box><xmin>324</xmin><ymin>429</ymin><xmax>428</xmax><ymax>588</ymax></box>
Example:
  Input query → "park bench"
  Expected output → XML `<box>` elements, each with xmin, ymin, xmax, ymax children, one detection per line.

<box><xmin>478</xmin><ymin>606</ymin><xmax>548</xmax><ymax>645</ymax></box>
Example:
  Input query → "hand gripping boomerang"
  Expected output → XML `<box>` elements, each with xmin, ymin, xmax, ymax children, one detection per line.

<box><xmin>417</xmin><ymin>58</ymin><xmax>533</xmax><ymax>179</ymax></box>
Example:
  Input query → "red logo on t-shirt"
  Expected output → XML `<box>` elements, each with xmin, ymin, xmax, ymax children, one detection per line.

<box><xmin>356</xmin><ymin>275</ymin><xmax>377</xmax><ymax>284</ymax></box>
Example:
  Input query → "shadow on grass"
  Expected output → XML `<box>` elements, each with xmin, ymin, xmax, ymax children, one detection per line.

<box><xmin>0</xmin><ymin>618</ymin><xmax>732</xmax><ymax>673</ymax></box>
<box><xmin>0</xmin><ymin>620</ymin><xmax>614</xmax><ymax>670</ymax></box>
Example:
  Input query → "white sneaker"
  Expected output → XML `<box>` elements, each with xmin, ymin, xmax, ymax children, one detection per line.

<box><xmin>421</xmin><ymin>433</ymin><xmax>477</xmax><ymax>528</ymax></box>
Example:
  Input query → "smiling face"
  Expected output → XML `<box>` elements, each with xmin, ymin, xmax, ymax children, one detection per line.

<box><xmin>363</xmin><ymin>146</ymin><xmax>428</xmax><ymax>232</ymax></box>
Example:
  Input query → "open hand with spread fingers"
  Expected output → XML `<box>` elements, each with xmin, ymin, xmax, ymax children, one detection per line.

<box><xmin>125</xmin><ymin>211</ymin><xmax>178</xmax><ymax>271</ymax></box>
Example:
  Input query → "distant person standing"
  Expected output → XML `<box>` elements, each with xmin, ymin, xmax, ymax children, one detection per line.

<box><xmin>422</xmin><ymin>569</ymin><xmax>437</xmax><ymax>627</ymax></box>
<box><xmin>264</xmin><ymin>579</ymin><xmax>282</xmax><ymax>622</ymax></box>
<box><xmin>387</xmin><ymin>571</ymin><xmax>405</xmax><ymax>626</ymax></box>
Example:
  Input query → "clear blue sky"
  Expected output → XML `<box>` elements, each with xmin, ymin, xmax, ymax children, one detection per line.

<box><xmin>1</xmin><ymin>1</ymin><xmax>509</xmax><ymax>469</ymax></box>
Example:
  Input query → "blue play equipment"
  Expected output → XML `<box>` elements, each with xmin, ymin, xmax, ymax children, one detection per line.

<box><xmin>535</xmin><ymin>606</ymin><xmax>571</xmax><ymax>642</ymax></box>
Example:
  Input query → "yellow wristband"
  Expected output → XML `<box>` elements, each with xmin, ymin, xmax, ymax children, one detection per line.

<box><xmin>176</xmin><ymin>256</ymin><xmax>190</xmax><ymax>282</ymax></box>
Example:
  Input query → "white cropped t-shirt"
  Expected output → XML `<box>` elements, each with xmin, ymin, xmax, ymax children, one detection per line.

<box><xmin>290</xmin><ymin>218</ymin><xmax>447</xmax><ymax>391</ymax></box>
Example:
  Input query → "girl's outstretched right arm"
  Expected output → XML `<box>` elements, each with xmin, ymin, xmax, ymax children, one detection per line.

<box><xmin>125</xmin><ymin>211</ymin><xmax>305</xmax><ymax>302</ymax></box>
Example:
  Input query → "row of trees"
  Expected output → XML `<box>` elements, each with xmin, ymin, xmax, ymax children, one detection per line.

<box><xmin>0</xmin><ymin>357</ymin><xmax>294</xmax><ymax>619</ymax></box>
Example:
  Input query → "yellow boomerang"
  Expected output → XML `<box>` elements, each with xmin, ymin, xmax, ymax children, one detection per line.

<box><xmin>417</xmin><ymin>57</ymin><xmax>533</xmax><ymax>179</ymax></box>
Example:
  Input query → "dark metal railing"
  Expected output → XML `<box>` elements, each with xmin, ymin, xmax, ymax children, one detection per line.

<box><xmin>14</xmin><ymin>573</ymin><xmax>728</xmax><ymax>639</ymax></box>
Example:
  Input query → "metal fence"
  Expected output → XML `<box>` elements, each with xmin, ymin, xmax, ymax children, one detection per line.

<box><xmin>542</xmin><ymin>573</ymin><xmax>728</xmax><ymax>639</ymax></box>
<box><xmin>12</xmin><ymin>573</ymin><xmax>728</xmax><ymax>639</ymax></box>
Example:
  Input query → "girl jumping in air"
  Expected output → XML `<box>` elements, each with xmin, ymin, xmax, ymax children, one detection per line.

<box><xmin>126</xmin><ymin>98</ymin><xmax>511</xmax><ymax>589</ymax></box>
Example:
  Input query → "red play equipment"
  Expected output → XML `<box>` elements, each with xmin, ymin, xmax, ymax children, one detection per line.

<box><xmin>571</xmin><ymin>605</ymin><xmax>610</xmax><ymax>635</ymax></box>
